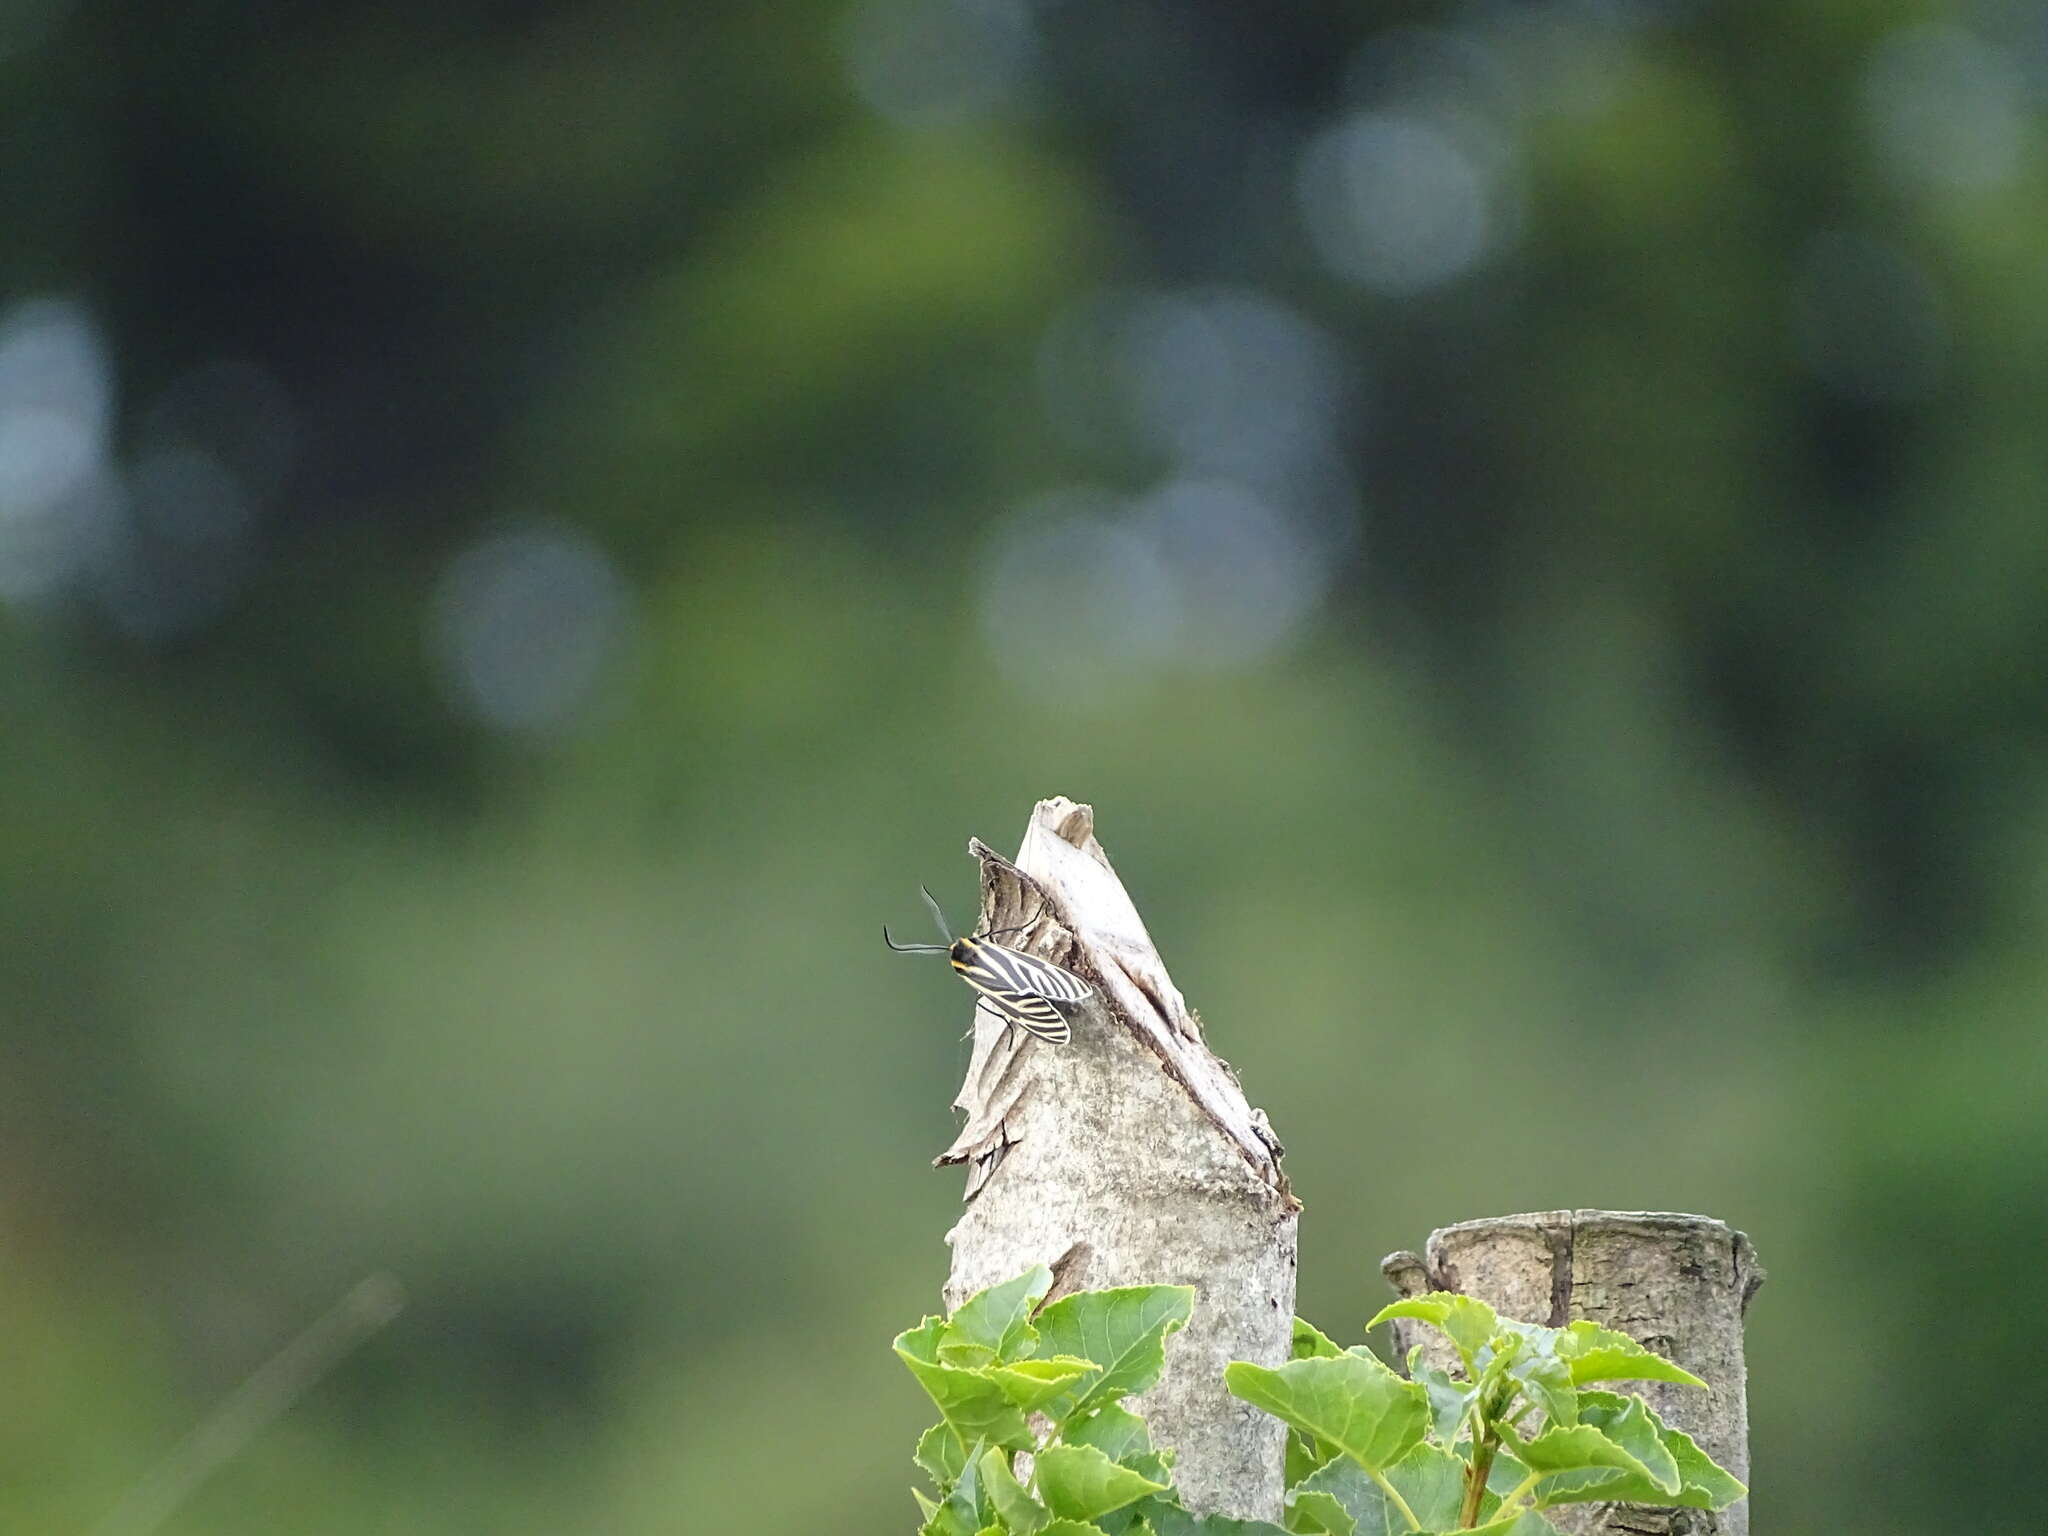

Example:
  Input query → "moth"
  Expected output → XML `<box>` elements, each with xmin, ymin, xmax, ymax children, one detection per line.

<box><xmin>884</xmin><ymin>885</ymin><xmax>1091</xmax><ymax>1044</ymax></box>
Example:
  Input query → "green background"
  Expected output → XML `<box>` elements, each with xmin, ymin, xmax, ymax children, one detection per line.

<box><xmin>2</xmin><ymin>3</ymin><xmax>2037</xmax><ymax>1532</ymax></box>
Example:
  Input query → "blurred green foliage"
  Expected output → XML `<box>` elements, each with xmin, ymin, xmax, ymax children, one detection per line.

<box><xmin>2</xmin><ymin>2</ymin><xmax>2043</xmax><ymax>1533</ymax></box>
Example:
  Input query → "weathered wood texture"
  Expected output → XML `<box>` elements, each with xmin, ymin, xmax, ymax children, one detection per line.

<box><xmin>938</xmin><ymin>797</ymin><xmax>1298</xmax><ymax>1521</ymax></box>
<box><xmin>1383</xmin><ymin>1210</ymin><xmax>1764</xmax><ymax>1536</ymax></box>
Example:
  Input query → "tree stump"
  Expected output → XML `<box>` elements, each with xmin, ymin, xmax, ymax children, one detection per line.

<box><xmin>936</xmin><ymin>796</ymin><xmax>1299</xmax><ymax>1521</ymax></box>
<box><xmin>1383</xmin><ymin>1210</ymin><xmax>1763</xmax><ymax>1536</ymax></box>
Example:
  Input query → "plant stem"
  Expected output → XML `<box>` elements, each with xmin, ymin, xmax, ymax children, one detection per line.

<box><xmin>1459</xmin><ymin>1431</ymin><xmax>1496</xmax><ymax>1529</ymax></box>
<box><xmin>1366</xmin><ymin>1464</ymin><xmax>1425</xmax><ymax>1533</ymax></box>
<box><xmin>1489</xmin><ymin>1470</ymin><xmax>1542</xmax><ymax>1519</ymax></box>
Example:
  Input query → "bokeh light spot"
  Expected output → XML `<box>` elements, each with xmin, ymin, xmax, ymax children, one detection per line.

<box><xmin>1862</xmin><ymin>23</ymin><xmax>2027</xmax><ymax>194</ymax></box>
<box><xmin>839</xmin><ymin>0</ymin><xmax>1038</xmax><ymax>129</ymax></box>
<box><xmin>978</xmin><ymin>472</ymin><xmax>1349</xmax><ymax>686</ymax></box>
<box><xmin>432</xmin><ymin>523</ymin><xmax>634</xmax><ymax>734</ymax></box>
<box><xmin>1116</xmin><ymin>287</ymin><xmax>1352</xmax><ymax>485</ymax></box>
<box><xmin>977</xmin><ymin>490</ymin><xmax>1178</xmax><ymax>689</ymax></box>
<box><xmin>1297</xmin><ymin>111</ymin><xmax>1496</xmax><ymax>295</ymax></box>
<box><xmin>1130</xmin><ymin>477</ymin><xmax>1324</xmax><ymax>668</ymax></box>
<box><xmin>0</xmin><ymin>295</ymin><xmax>115</xmax><ymax>605</ymax></box>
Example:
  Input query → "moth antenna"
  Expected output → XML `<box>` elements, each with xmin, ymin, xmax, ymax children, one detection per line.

<box><xmin>919</xmin><ymin>884</ymin><xmax>954</xmax><ymax>946</ymax></box>
<box><xmin>883</xmin><ymin>924</ymin><xmax>947</xmax><ymax>954</ymax></box>
<box><xmin>980</xmin><ymin>896</ymin><xmax>1047</xmax><ymax>942</ymax></box>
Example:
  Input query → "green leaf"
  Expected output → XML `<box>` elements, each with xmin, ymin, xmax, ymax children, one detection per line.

<box><xmin>1283</xmin><ymin>1488</ymin><xmax>1354</xmax><ymax>1535</ymax></box>
<box><xmin>917</xmin><ymin>1422</ymin><xmax>968</xmax><ymax>1488</ymax></box>
<box><xmin>921</xmin><ymin>1444</ymin><xmax>989</xmax><ymax>1536</ymax></box>
<box><xmin>989</xmin><ymin>1356</ymin><xmax>1100</xmax><ymax>1411</ymax></box>
<box><xmin>901</xmin><ymin>1314</ymin><xmax>950</xmax><ymax>1359</ymax></box>
<box><xmin>1484</xmin><ymin>1451</ymin><xmax>1529</xmax><ymax>1497</ymax></box>
<box><xmin>1037</xmin><ymin>1444</ymin><xmax>1170</xmax><ymax>1523</ymax></box>
<box><xmin>1121</xmin><ymin>1450</ymin><xmax>1175</xmax><ymax>1486</ymax></box>
<box><xmin>1495</xmin><ymin>1413</ymin><xmax>1678</xmax><ymax>1507</ymax></box>
<box><xmin>1065</xmin><ymin>1403</ymin><xmax>1152</xmax><ymax>1464</ymax></box>
<box><xmin>1286</xmin><ymin>1426</ymin><xmax>1337</xmax><ymax>1487</ymax></box>
<box><xmin>1365</xmin><ymin>1293</ymin><xmax>1499</xmax><ymax>1373</ymax></box>
<box><xmin>981</xmin><ymin>1444</ymin><xmax>1050</xmax><ymax>1534</ymax></box>
<box><xmin>1037</xmin><ymin>1523</ymin><xmax>1113</xmax><ymax>1536</ymax></box>
<box><xmin>1387</xmin><ymin>1443</ymin><xmax>1468</xmax><ymax>1531</ymax></box>
<box><xmin>1293</xmin><ymin>1317</ymin><xmax>1345</xmax><ymax>1359</ymax></box>
<box><xmin>953</xmin><ymin>1441</ymin><xmax>992</xmax><ymax>1527</ymax></box>
<box><xmin>1554</xmin><ymin>1321</ymin><xmax>1708</xmax><ymax>1390</ymax></box>
<box><xmin>1554</xmin><ymin>1392</ymin><xmax>1746</xmax><ymax>1511</ymax></box>
<box><xmin>1569</xmin><ymin>1394</ymin><xmax>1676</xmax><ymax>1492</ymax></box>
<box><xmin>944</xmin><ymin>1266</ymin><xmax>1054</xmax><ymax>1368</ymax></box>
<box><xmin>1031</xmin><ymin>1286</ymin><xmax>1196</xmax><ymax>1425</ymax></box>
<box><xmin>896</xmin><ymin>1321</ymin><xmax>1035</xmax><ymax>1452</ymax></box>
<box><xmin>1485</xmin><ymin>1323</ymin><xmax>1576</xmax><ymax>1431</ymax></box>
<box><xmin>1405</xmin><ymin>1352</ymin><xmax>1473</xmax><ymax>1448</ymax></box>
<box><xmin>1224</xmin><ymin>1354</ymin><xmax>1429</xmax><ymax>1474</ymax></box>
<box><xmin>1294</xmin><ymin>1443</ymin><xmax>1466</xmax><ymax>1536</ymax></box>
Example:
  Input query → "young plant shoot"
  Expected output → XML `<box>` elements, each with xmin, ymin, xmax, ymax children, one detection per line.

<box><xmin>898</xmin><ymin>1273</ymin><xmax>1745</xmax><ymax>1536</ymax></box>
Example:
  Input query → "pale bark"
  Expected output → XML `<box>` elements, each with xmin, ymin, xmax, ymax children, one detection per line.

<box><xmin>1382</xmin><ymin>1210</ymin><xmax>1763</xmax><ymax>1536</ymax></box>
<box><xmin>938</xmin><ymin>796</ymin><xmax>1298</xmax><ymax>1522</ymax></box>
